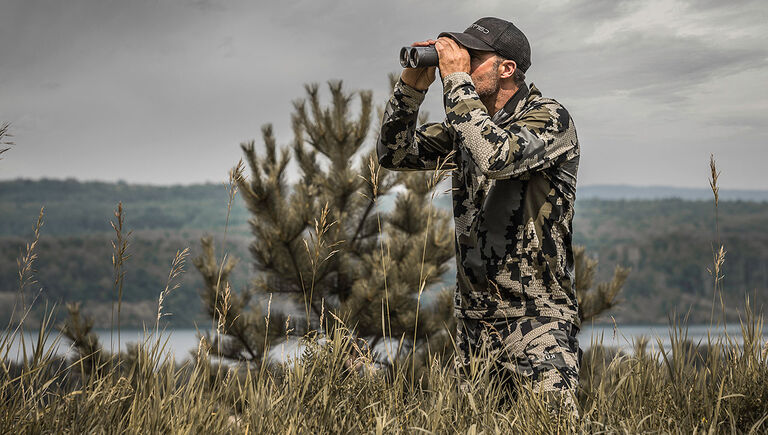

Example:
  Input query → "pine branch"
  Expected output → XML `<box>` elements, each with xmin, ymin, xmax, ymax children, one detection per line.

<box><xmin>574</xmin><ymin>245</ymin><xmax>631</xmax><ymax>324</ymax></box>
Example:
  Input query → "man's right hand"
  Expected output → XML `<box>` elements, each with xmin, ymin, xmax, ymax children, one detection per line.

<box><xmin>400</xmin><ymin>40</ymin><xmax>437</xmax><ymax>91</ymax></box>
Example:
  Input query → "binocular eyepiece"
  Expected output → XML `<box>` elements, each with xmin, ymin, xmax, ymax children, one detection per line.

<box><xmin>399</xmin><ymin>46</ymin><xmax>439</xmax><ymax>69</ymax></box>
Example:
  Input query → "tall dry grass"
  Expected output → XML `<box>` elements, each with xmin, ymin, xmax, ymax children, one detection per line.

<box><xmin>2</xmin><ymin>298</ymin><xmax>767</xmax><ymax>432</ymax></box>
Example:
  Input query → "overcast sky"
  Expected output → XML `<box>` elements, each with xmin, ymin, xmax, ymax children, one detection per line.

<box><xmin>1</xmin><ymin>0</ymin><xmax>767</xmax><ymax>189</ymax></box>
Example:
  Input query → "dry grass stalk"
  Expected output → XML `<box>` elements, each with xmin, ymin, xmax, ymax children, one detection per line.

<box><xmin>707</xmin><ymin>154</ymin><xmax>727</xmax><ymax>326</ymax></box>
<box><xmin>0</xmin><ymin>122</ymin><xmax>13</xmax><ymax>159</ymax></box>
<box><xmin>319</xmin><ymin>298</ymin><xmax>325</xmax><ymax>330</ymax></box>
<box><xmin>361</xmin><ymin>154</ymin><xmax>381</xmax><ymax>200</ymax></box>
<box><xmin>109</xmin><ymin>202</ymin><xmax>131</xmax><ymax>358</ymax></box>
<box><xmin>709</xmin><ymin>153</ymin><xmax>720</xmax><ymax>209</ymax></box>
<box><xmin>196</xmin><ymin>334</ymin><xmax>208</xmax><ymax>360</ymax></box>
<box><xmin>13</xmin><ymin>207</ymin><xmax>45</xmax><ymax>364</ymax></box>
<box><xmin>216</xmin><ymin>282</ymin><xmax>232</xmax><ymax>335</ymax></box>
<box><xmin>17</xmin><ymin>207</ymin><xmax>45</xmax><ymax>309</ymax></box>
<box><xmin>213</xmin><ymin>160</ymin><xmax>245</xmax><ymax>350</ymax></box>
<box><xmin>363</xmin><ymin>155</ymin><xmax>394</xmax><ymax>362</ymax></box>
<box><xmin>284</xmin><ymin>315</ymin><xmax>293</xmax><ymax>338</ymax></box>
<box><xmin>301</xmin><ymin>201</ymin><xmax>342</xmax><ymax>331</ymax></box>
<box><xmin>264</xmin><ymin>292</ymin><xmax>273</xmax><ymax>355</ymax></box>
<box><xmin>156</xmin><ymin>247</ymin><xmax>190</xmax><ymax>332</ymax></box>
<box><xmin>327</xmin><ymin>310</ymin><xmax>375</xmax><ymax>374</ymax></box>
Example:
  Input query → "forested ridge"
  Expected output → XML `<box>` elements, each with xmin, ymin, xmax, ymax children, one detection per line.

<box><xmin>2</xmin><ymin>178</ymin><xmax>766</xmax><ymax>327</ymax></box>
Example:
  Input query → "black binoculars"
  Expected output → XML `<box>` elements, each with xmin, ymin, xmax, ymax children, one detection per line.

<box><xmin>399</xmin><ymin>46</ymin><xmax>439</xmax><ymax>69</ymax></box>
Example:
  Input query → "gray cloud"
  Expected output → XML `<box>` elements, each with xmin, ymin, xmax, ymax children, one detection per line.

<box><xmin>564</xmin><ymin>0</ymin><xmax>634</xmax><ymax>21</ymax></box>
<box><xmin>557</xmin><ymin>32</ymin><xmax>767</xmax><ymax>100</ymax></box>
<box><xmin>0</xmin><ymin>0</ymin><xmax>766</xmax><ymax>189</ymax></box>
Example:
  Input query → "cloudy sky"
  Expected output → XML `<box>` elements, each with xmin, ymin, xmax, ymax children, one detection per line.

<box><xmin>1</xmin><ymin>0</ymin><xmax>767</xmax><ymax>189</ymax></box>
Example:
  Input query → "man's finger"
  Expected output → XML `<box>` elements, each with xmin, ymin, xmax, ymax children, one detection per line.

<box><xmin>437</xmin><ymin>37</ymin><xmax>461</xmax><ymax>51</ymax></box>
<box><xmin>433</xmin><ymin>39</ymin><xmax>447</xmax><ymax>54</ymax></box>
<box><xmin>411</xmin><ymin>39</ymin><xmax>437</xmax><ymax>47</ymax></box>
<box><xmin>435</xmin><ymin>38</ymin><xmax>454</xmax><ymax>51</ymax></box>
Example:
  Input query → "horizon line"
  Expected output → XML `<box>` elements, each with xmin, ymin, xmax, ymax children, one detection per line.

<box><xmin>2</xmin><ymin>176</ymin><xmax>768</xmax><ymax>193</ymax></box>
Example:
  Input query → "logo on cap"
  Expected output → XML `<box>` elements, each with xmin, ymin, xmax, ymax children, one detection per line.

<box><xmin>471</xmin><ymin>23</ymin><xmax>490</xmax><ymax>34</ymax></box>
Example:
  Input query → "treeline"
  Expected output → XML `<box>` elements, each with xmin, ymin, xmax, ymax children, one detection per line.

<box><xmin>1</xmin><ymin>179</ymin><xmax>767</xmax><ymax>326</ymax></box>
<box><xmin>0</xmin><ymin>178</ymin><xmax>251</xmax><ymax>236</ymax></box>
<box><xmin>573</xmin><ymin>199</ymin><xmax>768</xmax><ymax>323</ymax></box>
<box><xmin>0</xmin><ymin>230</ymin><xmax>252</xmax><ymax>328</ymax></box>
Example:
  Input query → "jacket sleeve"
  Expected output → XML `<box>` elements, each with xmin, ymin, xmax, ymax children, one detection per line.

<box><xmin>377</xmin><ymin>79</ymin><xmax>455</xmax><ymax>171</ymax></box>
<box><xmin>442</xmin><ymin>72</ymin><xmax>578</xmax><ymax>179</ymax></box>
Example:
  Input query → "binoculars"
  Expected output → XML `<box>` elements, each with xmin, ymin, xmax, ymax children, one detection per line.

<box><xmin>399</xmin><ymin>46</ymin><xmax>439</xmax><ymax>69</ymax></box>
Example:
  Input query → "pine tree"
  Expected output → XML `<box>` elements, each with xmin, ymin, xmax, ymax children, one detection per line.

<box><xmin>194</xmin><ymin>81</ymin><xmax>456</xmax><ymax>364</ymax></box>
<box><xmin>573</xmin><ymin>245</ymin><xmax>631</xmax><ymax>324</ymax></box>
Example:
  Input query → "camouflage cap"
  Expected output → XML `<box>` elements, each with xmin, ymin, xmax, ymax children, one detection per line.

<box><xmin>439</xmin><ymin>17</ymin><xmax>532</xmax><ymax>73</ymax></box>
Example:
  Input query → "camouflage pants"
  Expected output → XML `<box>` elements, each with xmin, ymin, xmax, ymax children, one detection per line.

<box><xmin>455</xmin><ymin>316</ymin><xmax>582</xmax><ymax>417</ymax></box>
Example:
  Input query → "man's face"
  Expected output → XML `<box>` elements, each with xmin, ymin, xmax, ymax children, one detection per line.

<box><xmin>468</xmin><ymin>49</ymin><xmax>501</xmax><ymax>100</ymax></box>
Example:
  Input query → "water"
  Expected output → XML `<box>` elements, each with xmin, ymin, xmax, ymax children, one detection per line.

<box><xmin>2</xmin><ymin>328</ymin><xmax>207</xmax><ymax>364</ymax></box>
<box><xmin>3</xmin><ymin>323</ymin><xmax>756</xmax><ymax>363</ymax></box>
<box><xmin>578</xmin><ymin>323</ymin><xmax>748</xmax><ymax>355</ymax></box>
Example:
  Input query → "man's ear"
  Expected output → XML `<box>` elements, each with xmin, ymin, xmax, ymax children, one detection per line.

<box><xmin>499</xmin><ymin>59</ymin><xmax>517</xmax><ymax>79</ymax></box>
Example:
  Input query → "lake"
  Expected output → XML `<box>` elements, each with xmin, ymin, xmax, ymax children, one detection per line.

<box><xmin>3</xmin><ymin>323</ymin><xmax>755</xmax><ymax>363</ymax></box>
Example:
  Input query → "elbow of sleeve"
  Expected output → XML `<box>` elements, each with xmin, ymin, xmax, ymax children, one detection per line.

<box><xmin>475</xmin><ymin>154</ymin><xmax>514</xmax><ymax>179</ymax></box>
<box><xmin>479</xmin><ymin>159</ymin><xmax>530</xmax><ymax>179</ymax></box>
<box><xmin>376</xmin><ymin>139</ymin><xmax>395</xmax><ymax>170</ymax></box>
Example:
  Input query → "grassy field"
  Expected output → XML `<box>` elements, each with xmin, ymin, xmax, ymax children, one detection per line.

<box><xmin>1</xmin><ymin>302</ymin><xmax>767</xmax><ymax>433</ymax></box>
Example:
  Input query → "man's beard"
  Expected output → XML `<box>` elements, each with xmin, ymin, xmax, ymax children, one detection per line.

<box><xmin>474</xmin><ymin>71</ymin><xmax>500</xmax><ymax>107</ymax></box>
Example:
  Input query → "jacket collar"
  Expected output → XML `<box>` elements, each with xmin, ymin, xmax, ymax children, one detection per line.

<box><xmin>492</xmin><ymin>82</ymin><xmax>541</xmax><ymax>124</ymax></box>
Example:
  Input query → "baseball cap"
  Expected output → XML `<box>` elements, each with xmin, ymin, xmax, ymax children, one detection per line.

<box><xmin>438</xmin><ymin>17</ymin><xmax>531</xmax><ymax>73</ymax></box>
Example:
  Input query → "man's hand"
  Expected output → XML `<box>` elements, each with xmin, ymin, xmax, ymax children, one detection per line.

<box><xmin>400</xmin><ymin>40</ymin><xmax>437</xmax><ymax>91</ymax></box>
<box><xmin>435</xmin><ymin>37</ymin><xmax>470</xmax><ymax>79</ymax></box>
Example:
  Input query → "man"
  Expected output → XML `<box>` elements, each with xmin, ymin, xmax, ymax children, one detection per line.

<box><xmin>377</xmin><ymin>17</ymin><xmax>582</xmax><ymax>417</ymax></box>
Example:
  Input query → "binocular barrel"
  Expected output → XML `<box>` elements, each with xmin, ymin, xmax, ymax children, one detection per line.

<box><xmin>399</xmin><ymin>46</ymin><xmax>439</xmax><ymax>69</ymax></box>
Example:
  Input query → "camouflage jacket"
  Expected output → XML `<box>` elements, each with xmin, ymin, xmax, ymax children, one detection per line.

<box><xmin>377</xmin><ymin>71</ymin><xmax>580</xmax><ymax>326</ymax></box>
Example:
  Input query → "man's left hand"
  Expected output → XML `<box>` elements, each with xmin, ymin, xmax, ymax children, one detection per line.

<box><xmin>435</xmin><ymin>37</ymin><xmax>470</xmax><ymax>79</ymax></box>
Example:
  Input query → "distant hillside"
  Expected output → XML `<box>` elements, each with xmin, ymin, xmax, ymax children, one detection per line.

<box><xmin>0</xmin><ymin>178</ymin><xmax>252</xmax><ymax>237</ymax></box>
<box><xmin>578</xmin><ymin>184</ymin><xmax>768</xmax><ymax>202</ymax></box>
<box><xmin>2</xmin><ymin>178</ymin><xmax>766</xmax><ymax>327</ymax></box>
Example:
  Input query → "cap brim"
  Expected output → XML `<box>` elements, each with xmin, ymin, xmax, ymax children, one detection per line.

<box><xmin>437</xmin><ymin>32</ymin><xmax>495</xmax><ymax>52</ymax></box>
